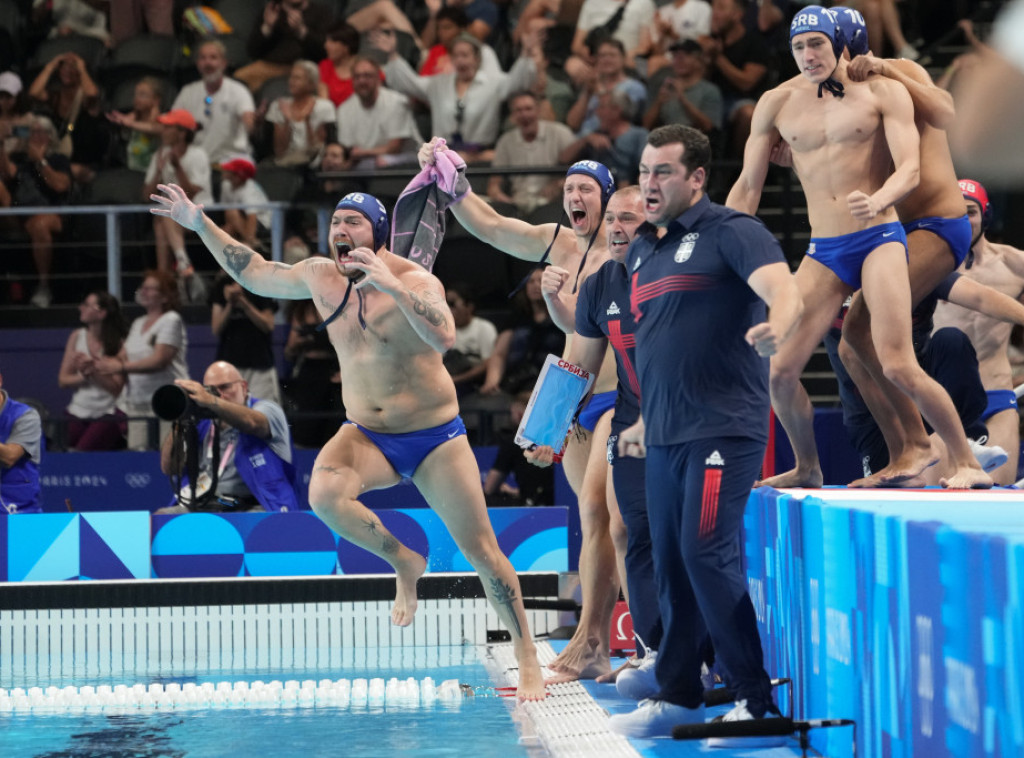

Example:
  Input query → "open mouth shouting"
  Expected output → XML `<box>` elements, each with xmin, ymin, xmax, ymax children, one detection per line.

<box><xmin>569</xmin><ymin>206</ymin><xmax>590</xmax><ymax>232</ymax></box>
<box><xmin>333</xmin><ymin>239</ymin><xmax>365</xmax><ymax>281</ymax></box>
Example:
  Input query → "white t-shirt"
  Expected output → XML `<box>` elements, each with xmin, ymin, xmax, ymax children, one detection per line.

<box><xmin>66</xmin><ymin>328</ymin><xmax>119</xmax><ymax>418</ymax></box>
<box><xmin>654</xmin><ymin>0</ymin><xmax>712</xmax><ymax>44</ymax></box>
<box><xmin>335</xmin><ymin>87</ymin><xmax>423</xmax><ymax>151</ymax></box>
<box><xmin>120</xmin><ymin>311</ymin><xmax>189</xmax><ymax>410</ymax></box>
<box><xmin>144</xmin><ymin>145</ymin><xmax>213</xmax><ymax>205</ymax></box>
<box><xmin>994</xmin><ymin>0</ymin><xmax>1024</xmax><ymax>73</ymax></box>
<box><xmin>577</xmin><ymin>0</ymin><xmax>658</xmax><ymax>52</ymax></box>
<box><xmin>492</xmin><ymin>120</ymin><xmax>576</xmax><ymax>212</ymax></box>
<box><xmin>266</xmin><ymin>96</ymin><xmax>337</xmax><ymax>162</ymax></box>
<box><xmin>220</xmin><ymin>178</ymin><xmax>272</xmax><ymax>230</ymax></box>
<box><xmin>172</xmin><ymin>78</ymin><xmax>255</xmax><ymax>165</ymax></box>
<box><xmin>454</xmin><ymin>316</ymin><xmax>498</xmax><ymax>364</ymax></box>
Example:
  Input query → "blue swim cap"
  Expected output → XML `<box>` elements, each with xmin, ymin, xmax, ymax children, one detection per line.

<box><xmin>335</xmin><ymin>192</ymin><xmax>390</xmax><ymax>251</ymax></box>
<box><xmin>566</xmin><ymin>160</ymin><xmax>616</xmax><ymax>208</ymax></box>
<box><xmin>790</xmin><ymin>5</ymin><xmax>846</xmax><ymax>62</ymax></box>
<box><xmin>832</xmin><ymin>6</ymin><xmax>869</xmax><ymax>57</ymax></box>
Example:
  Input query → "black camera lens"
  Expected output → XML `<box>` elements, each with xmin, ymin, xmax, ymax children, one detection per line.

<box><xmin>152</xmin><ymin>384</ymin><xmax>190</xmax><ymax>421</ymax></box>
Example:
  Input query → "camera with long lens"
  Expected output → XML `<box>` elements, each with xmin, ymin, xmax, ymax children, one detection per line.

<box><xmin>152</xmin><ymin>384</ymin><xmax>219</xmax><ymax>422</ymax></box>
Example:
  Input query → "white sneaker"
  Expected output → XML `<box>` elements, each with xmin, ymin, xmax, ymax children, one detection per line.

<box><xmin>896</xmin><ymin>43</ymin><xmax>920</xmax><ymax>60</ymax></box>
<box><xmin>30</xmin><ymin>286</ymin><xmax>52</xmax><ymax>308</ymax></box>
<box><xmin>608</xmin><ymin>698</ymin><xmax>705</xmax><ymax>739</ymax></box>
<box><xmin>706</xmin><ymin>699</ymin><xmax>787</xmax><ymax>748</ymax></box>
<box><xmin>616</xmin><ymin>650</ymin><xmax>658</xmax><ymax>700</ymax></box>
<box><xmin>968</xmin><ymin>438</ymin><xmax>1009</xmax><ymax>473</ymax></box>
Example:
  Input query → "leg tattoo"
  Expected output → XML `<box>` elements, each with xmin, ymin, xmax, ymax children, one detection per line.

<box><xmin>363</xmin><ymin>516</ymin><xmax>399</xmax><ymax>556</ymax></box>
<box><xmin>488</xmin><ymin>577</ymin><xmax>523</xmax><ymax>638</ymax></box>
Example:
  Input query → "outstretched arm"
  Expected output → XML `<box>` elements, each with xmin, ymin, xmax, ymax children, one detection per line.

<box><xmin>725</xmin><ymin>90</ymin><xmax>784</xmax><ymax>215</ymax></box>
<box><xmin>849</xmin><ymin>56</ymin><xmax>955</xmax><ymax>130</ymax></box>
<box><xmin>150</xmin><ymin>183</ymin><xmax>312</xmax><ymax>300</ymax></box>
<box><xmin>947</xmin><ymin>276</ymin><xmax>1024</xmax><ymax>325</ymax></box>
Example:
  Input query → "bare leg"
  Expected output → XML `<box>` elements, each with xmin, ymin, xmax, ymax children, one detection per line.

<box><xmin>757</xmin><ymin>259</ymin><xmax>849</xmax><ymax>488</ymax></box>
<box><xmin>346</xmin><ymin>0</ymin><xmax>421</xmax><ymax>41</ymax></box>
<box><xmin>26</xmin><ymin>213</ymin><xmax>60</xmax><ymax>289</ymax></box>
<box><xmin>307</xmin><ymin>426</ymin><xmax>427</xmax><ymax>626</ymax></box>
<box><xmin>984</xmin><ymin>407</ymin><xmax>1020</xmax><ymax>485</ymax></box>
<box><xmin>547</xmin><ymin>411</ymin><xmax>619</xmax><ymax>682</ymax></box>
<box><xmin>414</xmin><ymin>435</ymin><xmax>546</xmax><ymax>700</ymax></box>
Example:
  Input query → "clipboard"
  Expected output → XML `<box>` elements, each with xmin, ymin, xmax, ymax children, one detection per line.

<box><xmin>515</xmin><ymin>354</ymin><xmax>596</xmax><ymax>459</ymax></box>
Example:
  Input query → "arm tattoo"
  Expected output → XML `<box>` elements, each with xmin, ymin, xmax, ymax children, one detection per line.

<box><xmin>223</xmin><ymin>244</ymin><xmax>254</xmax><ymax>277</ymax></box>
<box><xmin>487</xmin><ymin>577</ymin><xmax>523</xmax><ymax>638</ymax></box>
<box><xmin>313</xmin><ymin>464</ymin><xmax>344</xmax><ymax>476</ymax></box>
<box><xmin>408</xmin><ymin>289</ymin><xmax>447</xmax><ymax>328</ymax></box>
<box><xmin>363</xmin><ymin>516</ymin><xmax>400</xmax><ymax>556</ymax></box>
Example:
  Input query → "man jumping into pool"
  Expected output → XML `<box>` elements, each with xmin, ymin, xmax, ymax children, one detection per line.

<box><xmin>150</xmin><ymin>183</ymin><xmax>547</xmax><ymax>701</ymax></box>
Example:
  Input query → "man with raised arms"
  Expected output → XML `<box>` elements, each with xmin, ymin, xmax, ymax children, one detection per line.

<box><xmin>150</xmin><ymin>183</ymin><xmax>546</xmax><ymax>701</ymax></box>
<box><xmin>726</xmin><ymin>6</ymin><xmax>990</xmax><ymax>490</ymax></box>
<box><xmin>419</xmin><ymin>138</ymin><xmax>623</xmax><ymax>682</ymax></box>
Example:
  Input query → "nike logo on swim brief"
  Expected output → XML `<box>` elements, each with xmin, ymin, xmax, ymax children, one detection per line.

<box><xmin>883</xmin><ymin>232</ymin><xmax>896</xmax><ymax>237</ymax></box>
<box><xmin>447</xmin><ymin>431</ymin><xmax>459</xmax><ymax>438</ymax></box>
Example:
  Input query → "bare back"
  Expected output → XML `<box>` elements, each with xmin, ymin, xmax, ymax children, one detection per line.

<box><xmin>303</xmin><ymin>253</ymin><xmax>460</xmax><ymax>433</ymax></box>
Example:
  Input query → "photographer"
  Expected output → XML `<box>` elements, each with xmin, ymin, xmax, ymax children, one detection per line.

<box><xmin>156</xmin><ymin>360</ymin><xmax>298</xmax><ymax>513</ymax></box>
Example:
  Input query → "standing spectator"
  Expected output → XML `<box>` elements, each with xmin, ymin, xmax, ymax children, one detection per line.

<box><xmin>636</xmin><ymin>0</ymin><xmax>712</xmax><ymax>76</ymax></box>
<box><xmin>27</xmin><ymin>51</ymin><xmax>107</xmax><ymax>185</ymax></box>
<box><xmin>0</xmin><ymin>366</ymin><xmax>43</xmax><ymax>514</ymax></box>
<box><xmin>106</xmin><ymin>76</ymin><xmax>164</xmax><ymax>172</ymax></box>
<box><xmin>422</xmin><ymin>0</ymin><xmax>499</xmax><ymax>49</ymax></box>
<box><xmin>108</xmin><ymin>0</ymin><xmax>175</xmax><ymax>46</ymax></box>
<box><xmin>93</xmin><ymin>270</ymin><xmax>188</xmax><ymax>452</ymax></box>
<box><xmin>570</xmin><ymin>0</ymin><xmax>657</xmax><ymax>68</ymax></box>
<box><xmin>33</xmin><ymin>0</ymin><xmax>110</xmax><ymax>45</ymax></box>
<box><xmin>142</xmin><ymin>109</ymin><xmax>213</xmax><ymax>277</ymax></box>
<box><xmin>209</xmin><ymin>270</ymin><xmax>282</xmax><ymax>405</ymax></box>
<box><xmin>560</xmin><ymin>89</ymin><xmax>648</xmax><ymax>184</ymax></box>
<box><xmin>565</xmin><ymin>39</ymin><xmax>646</xmax><ymax>135</ymax></box>
<box><xmin>488</xmin><ymin>90</ymin><xmax>576</xmax><ymax>214</ymax></box>
<box><xmin>266</xmin><ymin>59</ymin><xmax>336</xmax><ymax>167</ymax></box>
<box><xmin>172</xmin><ymin>38</ymin><xmax>256</xmax><ymax>167</ymax></box>
<box><xmin>417</xmin><ymin>6</ymin><xmax>503</xmax><ymax>77</ymax></box>
<box><xmin>282</xmin><ymin>298</ymin><xmax>343</xmax><ymax>448</ymax></box>
<box><xmin>335</xmin><ymin>56</ymin><xmax>422</xmax><ymax>170</ymax></box>
<box><xmin>0</xmin><ymin>72</ymin><xmax>32</xmax><ymax>156</ymax></box>
<box><xmin>378</xmin><ymin>30</ymin><xmax>540</xmax><ymax>160</ymax></box>
<box><xmin>219</xmin><ymin>156</ymin><xmax>272</xmax><ymax>252</ymax></box>
<box><xmin>642</xmin><ymin>39</ymin><xmax>722</xmax><ymax>133</ymax></box>
<box><xmin>445</xmin><ymin>282</ymin><xmax>498</xmax><ymax>397</ymax></box>
<box><xmin>318</xmin><ymin>21</ymin><xmax>362</xmax><ymax>107</ymax></box>
<box><xmin>237</xmin><ymin>0</ymin><xmax>333</xmax><ymax>94</ymax></box>
<box><xmin>701</xmin><ymin>0</ymin><xmax>769</xmax><ymax>157</ymax></box>
<box><xmin>0</xmin><ymin>114</ymin><xmax>72</xmax><ymax>308</ymax></box>
<box><xmin>57</xmin><ymin>291</ymin><xmax>128</xmax><ymax>451</ymax></box>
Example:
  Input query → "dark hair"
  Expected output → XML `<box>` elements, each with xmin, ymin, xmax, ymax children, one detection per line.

<box><xmin>90</xmin><ymin>291</ymin><xmax>128</xmax><ymax>356</ymax></box>
<box><xmin>507</xmin><ymin>89</ymin><xmax>539</xmax><ymax>107</ymax></box>
<box><xmin>446</xmin><ymin>281</ymin><xmax>477</xmax><ymax>307</ymax></box>
<box><xmin>326</xmin><ymin>21</ymin><xmax>360</xmax><ymax>53</ymax></box>
<box><xmin>647</xmin><ymin>124</ymin><xmax>712</xmax><ymax>176</ymax></box>
<box><xmin>352</xmin><ymin>54</ymin><xmax>382</xmax><ymax>73</ymax></box>
<box><xmin>436</xmin><ymin>7</ymin><xmax>469</xmax><ymax>27</ymax></box>
<box><xmin>596</xmin><ymin>38</ymin><xmax>627</xmax><ymax>57</ymax></box>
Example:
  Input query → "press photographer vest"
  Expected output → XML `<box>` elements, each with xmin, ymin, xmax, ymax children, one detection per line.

<box><xmin>0</xmin><ymin>396</ymin><xmax>42</xmax><ymax>514</ymax></box>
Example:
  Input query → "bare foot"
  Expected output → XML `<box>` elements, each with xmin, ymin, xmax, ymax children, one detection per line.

<box><xmin>755</xmin><ymin>467</ymin><xmax>823</xmax><ymax>488</ymax></box>
<box><xmin>849</xmin><ymin>469</ymin><xmax>925</xmax><ymax>488</ymax></box>
<box><xmin>878</xmin><ymin>446</ymin><xmax>939</xmax><ymax>485</ymax></box>
<box><xmin>940</xmin><ymin>466</ymin><xmax>993</xmax><ymax>490</ymax></box>
<box><xmin>545</xmin><ymin>634</ymin><xmax>611</xmax><ymax>683</ymax></box>
<box><xmin>595</xmin><ymin>656</ymin><xmax>639</xmax><ymax>684</ymax></box>
<box><xmin>391</xmin><ymin>552</ymin><xmax>427</xmax><ymax>626</ymax></box>
<box><xmin>516</xmin><ymin>651</ymin><xmax>548</xmax><ymax>701</ymax></box>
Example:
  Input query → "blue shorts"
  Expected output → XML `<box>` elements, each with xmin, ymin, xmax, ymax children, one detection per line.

<box><xmin>903</xmin><ymin>215</ymin><xmax>972</xmax><ymax>268</ymax></box>
<box><xmin>807</xmin><ymin>221</ymin><xmax>908</xmax><ymax>290</ymax></box>
<box><xmin>347</xmin><ymin>416</ymin><xmax>467</xmax><ymax>478</ymax></box>
<box><xmin>982</xmin><ymin>389</ymin><xmax>1018</xmax><ymax>422</ymax></box>
<box><xmin>578</xmin><ymin>391</ymin><xmax>616</xmax><ymax>433</ymax></box>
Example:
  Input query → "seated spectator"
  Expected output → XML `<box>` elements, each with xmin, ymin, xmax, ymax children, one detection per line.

<box><xmin>0</xmin><ymin>366</ymin><xmax>43</xmax><ymax>514</ymax></box>
<box><xmin>219</xmin><ymin>156</ymin><xmax>272</xmax><ymax>252</ymax></box>
<box><xmin>0</xmin><ymin>72</ymin><xmax>32</xmax><ymax>156</ymax></box>
<box><xmin>172</xmin><ymin>38</ymin><xmax>256</xmax><ymax>167</ymax></box>
<box><xmin>57</xmin><ymin>291</ymin><xmax>128</xmax><ymax>451</ymax></box>
<box><xmin>318</xmin><ymin>21</ymin><xmax>362</xmax><ymax>107</ymax></box>
<box><xmin>315</xmin><ymin>140</ymin><xmax>348</xmax><ymax>197</ymax></box>
<box><xmin>445</xmin><ymin>282</ymin><xmax>498</xmax><ymax>396</ymax></box>
<box><xmin>488</xmin><ymin>90</ymin><xmax>575</xmax><ymax>214</ymax></box>
<box><xmin>236</xmin><ymin>0</ymin><xmax>332</xmax><ymax>94</ymax></box>
<box><xmin>106</xmin><ymin>76</ymin><xmax>164</xmax><ymax>172</ymax></box>
<box><xmin>94</xmin><ymin>270</ymin><xmax>188</xmax><ymax>452</ymax></box>
<box><xmin>565</xmin><ymin>39</ymin><xmax>646</xmax><ymax>135</ymax></box>
<box><xmin>0</xmin><ymin>114</ymin><xmax>72</xmax><ymax>308</ymax></box>
<box><xmin>701</xmin><ymin>0</ymin><xmax>769</xmax><ymax>157</ymax></box>
<box><xmin>560</xmin><ymin>89</ymin><xmax>647</xmax><ymax>184</ymax></box>
<box><xmin>266</xmin><ymin>59</ymin><xmax>336</xmax><ymax>167</ymax></box>
<box><xmin>27</xmin><ymin>50</ymin><xmax>108</xmax><ymax>185</ymax></box>
<box><xmin>335</xmin><ymin>55</ymin><xmax>422</xmax><ymax>170</ymax></box>
<box><xmin>282</xmin><ymin>298</ymin><xmax>343</xmax><ymax>448</ymax></box>
<box><xmin>418</xmin><ymin>5</ymin><xmax>503</xmax><ymax>77</ymax></box>
<box><xmin>108</xmin><ymin>0</ymin><xmax>175</xmax><ymax>46</ymax></box>
<box><xmin>642</xmin><ymin>39</ymin><xmax>722</xmax><ymax>134</ymax></box>
<box><xmin>483</xmin><ymin>390</ymin><xmax>555</xmax><ymax>506</ymax></box>
<box><xmin>209</xmin><ymin>270</ymin><xmax>282</xmax><ymax>405</ymax></box>
<box><xmin>569</xmin><ymin>0</ymin><xmax>657</xmax><ymax>72</ymax></box>
<box><xmin>378</xmin><ymin>29</ymin><xmax>540</xmax><ymax>161</ymax></box>
<box><xmin>158</xmin><ymin>360</ymin><xmax>298</xmax><ymax>513</ymax></box>
<box><xmin>636</xmin><ymin>0</ymin><xmax>712</xmax><ymax>76</ymax></box>
<box><xmin>33</xmin><ymin>0</ymin><xmax>111</xmax><ymax>45</ymax></box>
<box><xmin>141</xmin><ymin>109</ymin><xmax>212</xmax><ymax>278</ymax></box>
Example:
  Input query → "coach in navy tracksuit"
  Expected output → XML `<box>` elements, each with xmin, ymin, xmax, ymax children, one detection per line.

<box><xmin>608</xmin><ymin>124</ymin><xmax>802</xmax><ymax>743</ymax></box>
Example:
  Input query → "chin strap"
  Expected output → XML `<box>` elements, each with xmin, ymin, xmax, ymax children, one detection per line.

<box><xmin>508</xmin><ymin>211</ymin><xmax>604</xmax><ymax>298</ymax></box>
<box><xmin>818</xmin><ymin>78</ymin><xmax>845</xmax><ymax>98</ymax></box>
<box><xmin>317</xmin><ymin>278</ymin><xmax>367</xmax><ymax>332</ymax></box>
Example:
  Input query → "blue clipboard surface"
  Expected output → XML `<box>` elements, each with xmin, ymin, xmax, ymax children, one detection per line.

<box><xmin>515</xmin><ymin>354</ymin><xmax>595</xmax><ymax>453</ymax></box>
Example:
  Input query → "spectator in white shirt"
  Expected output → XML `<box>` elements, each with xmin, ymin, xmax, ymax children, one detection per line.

<box><xmin>266</xmin><ymin>59</ymin><xmax>336</xmax><ymax>167</ymax></box>
<box><xmin>218</xmin><ymin>156</ymin><xmax>271</xmax><ymax>252</ymax></box>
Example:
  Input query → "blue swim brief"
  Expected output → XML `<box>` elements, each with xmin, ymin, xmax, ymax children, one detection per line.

<box><xmin>578</xmin><ymin>390</ymin><xmax>616</xmax><ymax>432</ymax></box>
<box><xmin>346</xmin><ymin>416</ymin><xmax>467</xmax><ymax>478</ymax></box>
<box><xmin>806</xmin><ymin>221</ymin><xmax>908</xmax><ymax>290</ymax></box>
<box><xmin>903</xmin><ymin>214</ymin><xmax>972</xmax><ymax>268</ymax></box>
<box><xmin>981</xmin><ymin>389</ymin><xmax>1018</xmax><ymax>422</ymax></box>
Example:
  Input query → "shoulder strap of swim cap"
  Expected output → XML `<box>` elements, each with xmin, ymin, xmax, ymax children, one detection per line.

<box><xmin>508</xmin><ymin>213</ymin><xmax>565</xmax><ymax>297</ymax></box>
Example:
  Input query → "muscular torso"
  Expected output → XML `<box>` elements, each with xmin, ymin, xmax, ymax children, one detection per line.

<box><xmin>932</xmin><ymin>242</ymin><xmax>1024</xmax><ymax>391</ymax></box>
<box><xmin>772</xmin><ymin>76</ymin><xmax>899</xmax><ymax>236</ymax></box>
<box><xmin>306</xmin><ymin>255</ymin><xmax>459</xmax><ymax>433</ymax></box>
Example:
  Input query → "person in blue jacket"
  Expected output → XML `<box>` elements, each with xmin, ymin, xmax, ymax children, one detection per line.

<box><xmin>0</xmin><ymin>367</ymin><xmax>43</xmax><ymax>515</ymax></box>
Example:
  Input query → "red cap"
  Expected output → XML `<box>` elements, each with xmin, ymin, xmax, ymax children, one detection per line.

<box><xmin>220</xmin><ymin>157</ymin><xmax>256</xmax><ymax>180</ymax></box>
<box><xmin>958</xmin><ymin>178</ymin><xmax>990</xmax><ymax>215</ymax></box>
<box><xmin>158</xmin><ymin>109</ymin><xmax>197</xmax><ymax>131</ymax></box>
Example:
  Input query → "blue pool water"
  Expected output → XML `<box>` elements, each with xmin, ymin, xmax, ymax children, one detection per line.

<box><xmin>1</xmin><ymin>646</ymin><xmax>532</xmax><ymax>757</ymax></box>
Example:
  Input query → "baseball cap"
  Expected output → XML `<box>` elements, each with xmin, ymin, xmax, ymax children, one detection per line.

<box><xmin>158</xmin><ymin>109</ymin><xmax>198</xmax><ymax>131</ymax></box>
<box><xmin>0</xmin><ymin>71</ymin><xmax>22</xmax><ymax>96</ymax></box>
<box><xmin>220</xmin><ymin>156</ymin><xmax>256</xmax><ymax>180</ymax></box>
<box><xmin>668</xmin><ymin>39</ymin><xmax>703</xmax><ymax>55</ymax></box>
